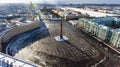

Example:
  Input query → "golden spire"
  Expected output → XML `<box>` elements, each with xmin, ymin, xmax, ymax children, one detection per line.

<box><xmin>29</xmin><ymin>1</ymin><xmax>35</xmax><ymax>9</ymax></box>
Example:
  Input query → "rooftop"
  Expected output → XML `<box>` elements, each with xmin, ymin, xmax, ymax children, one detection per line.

<box><xmin>63</xmin><ymin>7</ymin><xmax>120</xmax><ymax>17</ymax></box>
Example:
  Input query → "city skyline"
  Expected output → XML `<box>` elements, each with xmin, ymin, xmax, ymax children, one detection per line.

<box><xmin>0</xmin><ymin>0</ymin><xmax>119</xmax><ymax>4</ymax></box>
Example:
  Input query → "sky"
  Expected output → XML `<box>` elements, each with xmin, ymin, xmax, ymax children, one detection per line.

<box><xmin>0</xmin><ymin>0</ymin><xmax>119</xmax><ymax>4</ymax></box>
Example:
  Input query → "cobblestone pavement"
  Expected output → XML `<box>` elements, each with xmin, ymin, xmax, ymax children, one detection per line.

<box><xmin>6</xmin><ymin>15</ymin><xmax>101</xmax><ymax>67</ymax></box>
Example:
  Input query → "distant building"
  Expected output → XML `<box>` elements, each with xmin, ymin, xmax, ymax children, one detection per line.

<box><xmin>64</xmin><ymin>7</ymin><xmax>120</xmax><ymax>17</ymax></box>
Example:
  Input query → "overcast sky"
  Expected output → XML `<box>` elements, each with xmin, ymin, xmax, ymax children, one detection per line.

<box><xmin>0</xmin><ymin>0</ymin><xmax>119</xmax><ymax>4</ymax></box>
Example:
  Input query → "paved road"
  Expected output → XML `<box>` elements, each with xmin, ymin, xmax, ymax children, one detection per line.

<box><xmin>6</xmin><ymin>12</ymin><xmax>103</xmax><ymax>67</ymax></box>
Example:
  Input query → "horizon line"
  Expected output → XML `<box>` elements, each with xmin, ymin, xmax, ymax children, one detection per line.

<box><xmin>0</xmin><ymin>3</ymin><xmax>120</xmax><ymax>5</ymax></box>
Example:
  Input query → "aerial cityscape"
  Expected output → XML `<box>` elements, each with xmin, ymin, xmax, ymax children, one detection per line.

<box><xmin>0</xmin><ymin>0</ymin><xmax>119</xmax><ymax>67</ymax></box>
